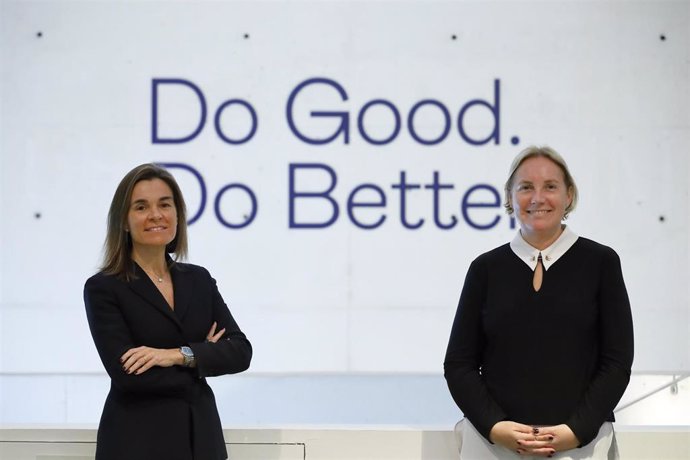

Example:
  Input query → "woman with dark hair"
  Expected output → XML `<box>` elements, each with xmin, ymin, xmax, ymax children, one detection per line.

<box><xmin>444</xmin><ymin>146</ymin><xmax>633</xmax><ymax>459</ymax></box>
<box><xmin>84</xmin><ymin>163</ymin><xmax>252</xmax><ymax>460</ymax></box>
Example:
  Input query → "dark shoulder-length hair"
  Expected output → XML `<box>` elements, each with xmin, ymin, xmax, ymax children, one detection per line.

<box><xmin>101</xmin><ymin>163</ymin><xmax>188</xmax><ymax>280</ymax></box>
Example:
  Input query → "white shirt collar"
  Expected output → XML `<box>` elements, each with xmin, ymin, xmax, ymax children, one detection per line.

<box><xmin>510</xmin><ymin>226</ymin><xmax>579</xmax><ymax>271</ymax></box>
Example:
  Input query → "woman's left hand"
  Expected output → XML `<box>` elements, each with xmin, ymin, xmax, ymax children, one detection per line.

<box><xmin>206</xmin><ymin>321</ymin><xmax>226</xmax><ymax>343</ymax></box>
<box><xmin>120</xmin><ymin>346</ymin><xmax>181</xmax><ymax>375</ymax></box>
<box><xmin>528</xmin><ymin>424</ymin><xmax>580</xmax><ymax>455</ymax></box>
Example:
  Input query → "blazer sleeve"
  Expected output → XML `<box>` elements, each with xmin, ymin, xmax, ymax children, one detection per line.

<box><xmin>565</xmin><ymin>247</ymin><xmax>634</xmax><ymax>445</ymax></box>
<box><xmin>444</xmin><ymin>257</ymin><xmax>508</xmax><ymax>441</ymax></box>
<box><xmin>84</xmin><ymin>274</ymin><xmax>197</xmax><ymax>395</ymax></box>
<box><xmin>187</xmin><ymin>268</ymin><xmax>252</xmax><ymax>378</ymax></box>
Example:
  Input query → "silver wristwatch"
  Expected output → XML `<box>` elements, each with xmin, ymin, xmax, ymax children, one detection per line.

<box><xmin>180</xmin><ymin>346</ymin><xmax>195</xmax><ymax>367</ymax></box>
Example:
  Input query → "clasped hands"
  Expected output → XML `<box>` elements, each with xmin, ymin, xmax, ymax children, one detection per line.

<box><xmin>489</xmin><ymin>421</ymin><xmax>579</xmax><ymax>457</ymax></box>
<box><xmin>120</xmin><ymin>322</ymin><xmax>225</xmax><ymax>375</ymax></box>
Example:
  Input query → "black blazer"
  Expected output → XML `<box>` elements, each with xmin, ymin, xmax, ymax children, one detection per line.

<box><xmin>84</xmin><ymin>262</ymin><xmax>252</xmax><ymax>460</ymax></box>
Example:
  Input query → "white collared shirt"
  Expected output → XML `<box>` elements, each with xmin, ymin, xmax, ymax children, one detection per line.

<box><xmin>510</xmin><ymin>226</ymin><xmax>579</xmax><ymax>271</ymax></box>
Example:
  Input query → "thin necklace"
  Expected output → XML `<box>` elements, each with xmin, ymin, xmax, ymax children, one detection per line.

<box><xmin>151</xmin><ymin>268</ymin><xmax>167</xmax><ymax>283</ymax></box>
<box><xmin>144</xmin><ymin>268</ymin><xmax>165</xmax><ymax>283</ymax></box>
<box><xmin>137</xmin><ymin>262</ymin><xmax>166</xmax><ymax>283</ymax></box>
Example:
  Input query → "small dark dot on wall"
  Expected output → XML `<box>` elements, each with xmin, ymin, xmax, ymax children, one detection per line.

<box><xmin>660</xmin><ymin>34</ymin><xmax>666</xmax><ymax>41</ymax></box>
<box><xmin>243</xmin><ymin>33</ymin><xmax>250</xmax><ymax>39</ymax></box>
<box><xmin>243</xmin><ymin>215</ymin><xmax>249</xmax><ymax>220</ymax></box>
<box><xmin>35</xmin><ymin>212</ymin><xmax>42</xmax><ymax>219</ymax></box>
<box><xmin>511</xmin><ymin>136</ymin><xmax>520</xmax><ymax>145</ymax></box>
<box><xmin>451</xmin><ymin>34</ymin><xmax>457</xmax><ymax>40</ymax></box>
<box><xmin>36</xmin><ymin>31</ymin><xmax>43</xmax><ymax>38</ymax></box>
<box><xmin>659</xmin><ymin>215</ymin><xmax>665</xmax><ymax>222</ymax></box>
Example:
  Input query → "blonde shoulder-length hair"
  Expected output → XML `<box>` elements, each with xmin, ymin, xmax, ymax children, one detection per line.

<box><xmin>503</xmin><ymin>145</ymin><xmax>579</xmax><ymax>218</ymax></box>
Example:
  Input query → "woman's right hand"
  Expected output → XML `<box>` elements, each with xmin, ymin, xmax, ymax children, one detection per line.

<box><xmin>489</xmin><ymin>421</ymin><xmax>556</xmax><ymax>457</ymax></box>
<box><xmin>206</xmin><ymin>321</ymin><xmax>226</xmax><ymax>343</ymax></box>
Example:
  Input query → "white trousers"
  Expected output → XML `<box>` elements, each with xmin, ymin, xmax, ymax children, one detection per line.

<box><xmin>454</xmin><ymin>419</ymin><xmax>618</xmax><ymax>460</ymax></box>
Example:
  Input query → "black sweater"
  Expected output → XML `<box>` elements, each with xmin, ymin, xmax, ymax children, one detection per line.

<box><xmin>444</xmin><ymin>237</ymin><xmax>634</xmax><ymax>446</ymax></box>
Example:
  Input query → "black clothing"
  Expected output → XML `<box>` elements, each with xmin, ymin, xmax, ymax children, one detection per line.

<box><xmin>85</xmin><ymin>262</ymin><xmax>252</xmax><ymax>460</ymax></box>
<box><xmin>444</xmin><ymin>237</ymin><xmax>633</xmax><ymax>446</ymax></box>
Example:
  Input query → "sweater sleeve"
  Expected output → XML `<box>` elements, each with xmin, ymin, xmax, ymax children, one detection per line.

<box><xmin>444</xmin><ymin>257</ymin><xmax>508</xmax><ymax>441</ymax></box>
<box><xmin>187</xmin><ymin>268</ymin><xmax>252</xmax><ymax>378</ymax></box>
<box><xmin>565</xmin><ymin>247</ymin><xmax>634</xmax><ymax>445</ymax></box>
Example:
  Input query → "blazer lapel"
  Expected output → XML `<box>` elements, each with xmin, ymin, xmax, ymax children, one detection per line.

<box><xmin>128</xmin><ymin>263</ymin><xmax>183</xmax><ymax>330</ymax></box>
<box><xmin>171</xmin><ymin>263</ymin><xmax>194</xmax><ymax>322</ymax></box>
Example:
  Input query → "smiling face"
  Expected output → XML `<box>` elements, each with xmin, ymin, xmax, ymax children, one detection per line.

<box><xmin>127</xmin><ymin>178</ymin><xmax>178</xmax><ymax>252</ymax></box>
<box><xmin>510</xmin><ymin>156</ymin><xmax>573</xmax><ymax>246</ymax></box>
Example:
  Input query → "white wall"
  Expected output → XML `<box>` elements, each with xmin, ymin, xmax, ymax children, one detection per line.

<box><xmin>1</xmin><ymin>0</ymin><xmax>689</xmax><ymax>427</ymax></box>
<box><xmin>2</xmin><ymin>427</ymin><xmax>690</xmax><ymax>460</ymax></box>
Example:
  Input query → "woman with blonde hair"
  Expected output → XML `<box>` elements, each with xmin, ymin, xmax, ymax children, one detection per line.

<box><xmin>445</xmin><ymin>146</ymin><xmax>633</xmax><ymax>459</ymax></box>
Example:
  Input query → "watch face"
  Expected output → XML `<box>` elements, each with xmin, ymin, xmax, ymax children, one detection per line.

<box><xmin>180</xmin><ymin>346</ymin><xmax>194</xmax><ymax>367</ymax></box>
